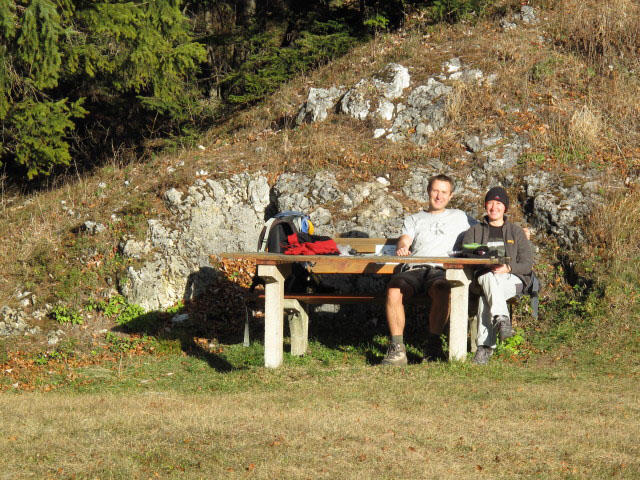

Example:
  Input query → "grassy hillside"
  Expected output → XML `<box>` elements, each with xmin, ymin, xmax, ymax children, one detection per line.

<box><xmin>1</xmin><ymin>0</ymin><xmax>638</xmax><ymax>373</ymax></box>
<box><xmin>0</xmin><ymin>1</ymin><xmax>639</xmax><ymax>477</ymax></box>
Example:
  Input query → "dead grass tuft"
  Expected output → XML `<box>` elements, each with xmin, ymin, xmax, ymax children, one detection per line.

<box><xmin>568</xmin><ymin>104</ymin><xmax>603</xmax><ymax>151</ymax></box>
<box><xmin>590</xmin><ymin>74</ymin><xmax>640</xmax><ymax>155</ymax></box>
<box><xmin>445</xmin><ymin>82</ymin><xmax>469</xmax><ymax>122</ymax></box>
<box><xmin>581</xmin><ymin>188</ymin><xmax>640</xmax><ymax>351</ymax></box>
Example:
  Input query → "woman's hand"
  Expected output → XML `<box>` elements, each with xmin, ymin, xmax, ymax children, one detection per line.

<box><xmin>396</xmin><ymin>246</ymin><xmax>411</xmax><ymax>256</ymax></box>
<box><xmin>491</xmin><ymin>264</ymin><xmax>511</xmax><ymax>274</ymax></box>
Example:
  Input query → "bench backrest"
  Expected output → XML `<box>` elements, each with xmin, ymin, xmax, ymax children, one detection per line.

<box><xmin>333</xmin><ymin>237</ymin><xmax>398</xmax><ymax>254</ymax></box>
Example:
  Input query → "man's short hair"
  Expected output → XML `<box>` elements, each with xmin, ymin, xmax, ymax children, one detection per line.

<box><xmin>427</xmin><ymin>174</ymin><xmax>455</xmax><ymax>193</ymax></box>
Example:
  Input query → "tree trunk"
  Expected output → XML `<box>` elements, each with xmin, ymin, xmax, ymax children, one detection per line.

<box><xmin>236</xmin><ymin>0</ymin><xmax>256</xmax><ymax>27</ymax></box>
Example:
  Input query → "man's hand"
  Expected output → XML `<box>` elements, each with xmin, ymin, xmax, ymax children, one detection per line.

<box><xmin>491</xmin><ymin>264</ymin><xmax>511</xmax><ymax>274</ymax></box>
<box><xmin>395</xmin><ymin>234</ymin><xmax>412</xmax><ymax>256</ymax></box>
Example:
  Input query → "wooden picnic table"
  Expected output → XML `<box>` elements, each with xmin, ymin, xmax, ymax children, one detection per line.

<box><xmin>218</xmin><ymin>246</ymin><xmax>507</xmax><ymax>368</ymax></box>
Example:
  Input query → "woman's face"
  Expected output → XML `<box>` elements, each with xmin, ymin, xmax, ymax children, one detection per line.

<box><xmin>485</xmin><ymin>199</ymin><xmax>506</xmax><ymax>222</ymax></box>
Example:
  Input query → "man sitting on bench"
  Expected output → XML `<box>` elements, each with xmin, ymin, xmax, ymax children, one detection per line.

<box><xmin>382</xmin><ymin>174</ymin><xmax>476</xmax><ymax>365</ymax></box>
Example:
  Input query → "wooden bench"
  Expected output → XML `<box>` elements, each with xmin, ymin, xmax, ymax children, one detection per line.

<box><xmin>219</xmin><ymin>238</ymin><xmax>506</xmax><ymax>367</ymax></box>
<box><xmin>263</xmin><ymin>291</ymin><xmax>526</xmax><ymax>356</ymax></box>
<box><xmin>256</xmin><ymin>291</ymin><xmax>432</xmax><ymax>356</ymax></box>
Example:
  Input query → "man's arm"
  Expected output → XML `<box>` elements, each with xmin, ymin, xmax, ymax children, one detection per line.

<box><xmin>396</xmin><ymin>234</ymin><xmax>413</xmax><ymax>256</ymax></box>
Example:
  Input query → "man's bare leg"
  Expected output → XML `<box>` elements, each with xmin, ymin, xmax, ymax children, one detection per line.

<box><xmin>424</xmin><ymin>279</ymin><xmax>451</xmax><ymax>361</ymax></box>
<box><xmin>427</xmin><ymin>279</ymin><xmax>451</xmax><ymax>334</ymax></box>
<box><xmin>382</xmin><ymin>279</ymin><xmax>414</xmax><ymax>365</ymax></box>
<box><xmin>385</xmin><ymin>279</ymin><xmax>415</xmax><ymax>336</ymax></box>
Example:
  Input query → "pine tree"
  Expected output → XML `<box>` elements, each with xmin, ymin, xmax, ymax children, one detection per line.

<box><xmin>0</xmin><ymin>0</ymin><xmax>206</xmax><ymax>179</ymax></box>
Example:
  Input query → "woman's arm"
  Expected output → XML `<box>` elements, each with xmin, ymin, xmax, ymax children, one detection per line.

<box><xmin>509</xmin><ymin>225</ymin><xmax>534</xmax><ymax>275</ymax></box>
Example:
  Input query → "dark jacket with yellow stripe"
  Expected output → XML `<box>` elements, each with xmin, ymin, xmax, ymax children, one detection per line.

<box><xmin>462</xmin><ymin>216</ymin><xmax>534</xmax><ymax>289</ymax></box>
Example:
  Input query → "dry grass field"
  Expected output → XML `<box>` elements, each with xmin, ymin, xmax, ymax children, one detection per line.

<box><xmin>1</xmin><ymin>361</ymin><xmax>638</xmax><ymax>479</ymax></box>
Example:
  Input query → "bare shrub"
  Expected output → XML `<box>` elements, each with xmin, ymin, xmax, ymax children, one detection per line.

<box><xmin>591</xmin><ymin>74</ymin><xmax>640</xmax><ymax>153</ymax></box>
<box><xmin>554</xmin><ymin>0</ymin><xmax>640</xmax><ymax>70</ymax></box>
<box><xmin>588</xmin><ymin>189</ymin><xmax>640</xmax><ymax>272</ymax></box>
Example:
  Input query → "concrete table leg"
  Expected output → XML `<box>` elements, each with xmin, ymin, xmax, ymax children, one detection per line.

<box><xmin>446</xmin><ymin>267</ymin><xmax>472</xmax><ymax>362</ymax></box>
<box><xmin>258</xmin><ymin>264</ymin><xmax>291</xmax><ymax>368</ymax></box>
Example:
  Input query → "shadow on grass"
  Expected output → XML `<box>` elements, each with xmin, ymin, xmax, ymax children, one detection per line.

<box><xmin>113</xmin><ymin>264</ymin><xmax>451</xmax><ymax>371</ymax></box>
<box><xmin>307</xmin><ymin>303</ymin><xmax>437</xmax><ymax>365</ymax></box>
<box><xmin>112</xmin><ymin>267</ymin><xmax>254</xmax><ymax>373</ymax></box>
<box><xmin>112</xmin><ymin>310</ymin><xmax>236</xmax><ymax>373</ymax></box>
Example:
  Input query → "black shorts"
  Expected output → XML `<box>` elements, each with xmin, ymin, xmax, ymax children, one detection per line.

<box><xmin>390</xmin><ymin>266</ymin><xmax>446</xmax><ymax>296</ymax></box>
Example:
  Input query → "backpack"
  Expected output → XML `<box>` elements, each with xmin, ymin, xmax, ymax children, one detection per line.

<box><xmin>251</xmin><ymin>211</ymin><xmax>319</xmax><ymax>293</ymax></box>
<box><xmin>525</xmin><ymin>271</ymin><xmax>542</xmax><ymax>319</ymax></box>
<box><xmin>257</xmin><ymin>211</ymin><xmax>315</xmax><ymax>253</ymax></box>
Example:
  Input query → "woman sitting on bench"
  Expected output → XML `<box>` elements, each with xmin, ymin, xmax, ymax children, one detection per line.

<box><xmin>462</xmin><ymin>187</ymin><xmax>534</xmax><ymax>365</ymax></box>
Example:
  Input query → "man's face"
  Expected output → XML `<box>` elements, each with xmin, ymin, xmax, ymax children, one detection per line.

<box><xmin>485</xmin><ymin>200</ymin><xmax>506</xmax><ymax>222</ymax></box>
<box><xmin>428</xmin><ymin>180</ymin><xmax>453</xmax><ymax>213</ymax></box>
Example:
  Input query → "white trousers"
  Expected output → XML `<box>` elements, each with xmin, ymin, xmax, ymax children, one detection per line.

<box><xmin>476</xmin><ymin>272</ymin><xmax>522</xmax><ymax>348</ymax></box>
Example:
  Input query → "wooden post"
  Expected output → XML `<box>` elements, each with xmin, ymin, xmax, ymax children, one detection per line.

<box><xmin>469</xmin><ymin>315</ymin><xmax>478</xmax><ymax>353</ymax></box>
<box><xmin>257</xmin><ymin>264</ymin><xmax>291</xmax><ymax>368</ymax></box>
<box><xmin>446</xmin><ymin>267</ymin><xmax>472</xmax><ymax>362</ymax></box>
<box><xmin>284</xmin><ymin>299</ymin><xmax>308</xmax><ymax>356</ymax></box>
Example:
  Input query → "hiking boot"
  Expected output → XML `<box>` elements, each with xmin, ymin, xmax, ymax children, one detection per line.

<box><xmin>423</xmin><ymin>348</ymin><xmax>447</xmax><ymax>363</ymax></box>
<box><xmin>381</xmin><ymin>342</ymin><xmax>407</xmax><ymax>366</ymax></box>
<box><xmin>493</xmin><ymin>315</ymin><xmax>514</xmax><ymax>341</ymax></box>
<box><xmin>422</xmin><ymin>333</ymin><xmax>447</xmax><ymax>362</ymax></box>
<box><xmin>472</xmin><ymin>345</ymin><xmax>493</xmax><ymax>365</ymax></box>
<box><xmin>423</xmin><ymin>341</ymin><xmax>447</xmax><ymax>363</ymax></box>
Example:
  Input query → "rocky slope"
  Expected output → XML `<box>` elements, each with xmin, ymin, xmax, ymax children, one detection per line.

<box><xmin>1</xmin><ymin>4</ymin><xmax>629</xmax><ymax>337</ymax></box>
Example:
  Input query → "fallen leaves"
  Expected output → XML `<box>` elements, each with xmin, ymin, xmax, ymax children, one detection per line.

<box><xmin>0</xmin><ymin>345</ymin><xmax>148</xmax><ymax>392</ymax></box>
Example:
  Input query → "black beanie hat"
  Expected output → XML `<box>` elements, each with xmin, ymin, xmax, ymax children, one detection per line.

<box><xmin>485</xmin><ymin>186</ymin><xmax>509</xmax><ymax>211</ymax></box>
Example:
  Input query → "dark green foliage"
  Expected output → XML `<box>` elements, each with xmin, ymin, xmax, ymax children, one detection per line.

<box><xmin>0</xmin><ymin>0</ymin><xmax>206</xmax><ymax>179</ymax></box>
<box><xmin>10</xmin><ymin>98</ymin><xmax>87</xmax><ymax>178</ymax></box>
<box><xmin>1</xmin><ymin>0</ymin><xmax>483</xmax><ymax>180</ymax></box>
<box><xmin>222</xmin><ymin>20</ymin><xmax>357</xmax><ymax>104</ymax></box>
<box><xmin>197</xmin><ymin>1</ymin><xmax>412</xmax><ymax>105</ymax></box>
<box><xmin>429</xmin><ymin>0</ymin><xmax>495</xmax><ymax>23</ymax></box>
<box><xmin>362</xmin><ymin>14</ymin><xmax>390</xmax><ymax>34</ymax></box>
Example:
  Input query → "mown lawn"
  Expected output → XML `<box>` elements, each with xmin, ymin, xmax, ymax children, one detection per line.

<box><xmin>1</xmin><ymin>341</ymin><xmax>638</xmax><ymax>479</ymax></box>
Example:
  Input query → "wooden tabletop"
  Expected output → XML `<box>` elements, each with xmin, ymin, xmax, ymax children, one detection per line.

<box><xmin>216</xmin><ymin>252</ymin><xmax>508</xmax><ymax>275</ymax></box>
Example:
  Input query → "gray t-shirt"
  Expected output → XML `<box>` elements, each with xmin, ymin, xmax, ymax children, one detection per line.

<box><xmin>402</xmin><ymin>209</ymin><xmax>477</xmax><ymax>258</ymax></box>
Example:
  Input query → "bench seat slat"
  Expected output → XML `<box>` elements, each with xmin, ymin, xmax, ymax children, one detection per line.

<box><xmin>257</xmin><ymin>293</ymin><xmax>429</xmax><ymax>305</ymax></box>
<box><xmin>333</xmin><ymin>237</ymin><xmax>397</xmax><ymax>254</ymax></box>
